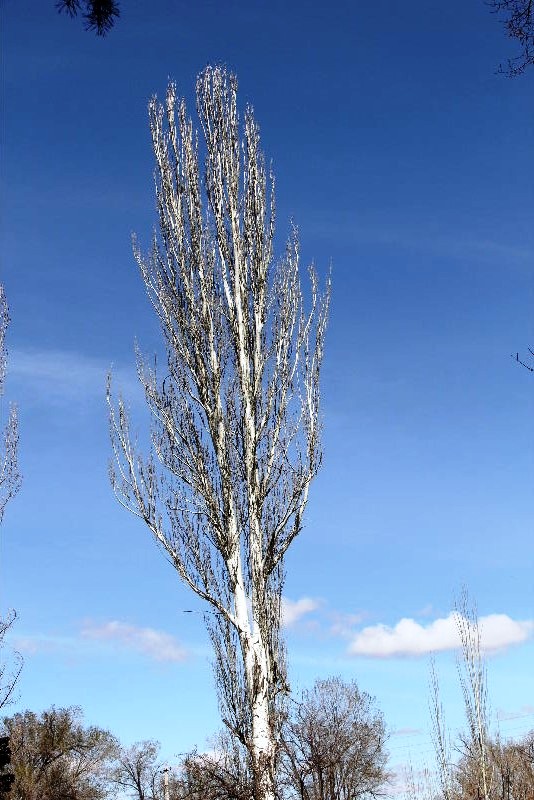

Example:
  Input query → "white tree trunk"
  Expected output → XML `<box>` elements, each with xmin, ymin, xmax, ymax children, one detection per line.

<box><xmin>244</xmin><ymin>630</ymin><xmax>276</xmax><ymax>800</ymax></box>
<box><xmin>231</xmin><ymin>550</ymin><xmax>276</xmax><ymax>800</ymax></box>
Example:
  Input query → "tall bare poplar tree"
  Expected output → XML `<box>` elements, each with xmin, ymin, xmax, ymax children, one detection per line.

<box><xmin>108</xmin><ymin>66</ymin><xmax>329</xmax><ymax>800</ymax></box>
<box><xmin>0</xmin><ymin>286</ymin><xmax>20</xmax><ymax>526</ymax></box>
<box><xmin>0</xmin><ymin>285</ymin><xmax>22</xmax><ymax>711</ymax></box>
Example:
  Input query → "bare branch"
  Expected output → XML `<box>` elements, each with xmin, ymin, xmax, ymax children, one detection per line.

<box><xmin>513</xmin><ymin>349</ymin><xmax>534</xmax><ymax>371</ymax></box>
<box><xmin>489</xmin><ymin>0</ymin><xmax>534</xmax><ymax>76</ymax></box>
<box><xmin>0</xmin><ymin>286</ymin><xmax>21</xmax><ymax>525</ymax></box>
<box><xmin>0</xmin><ymin>610</ymin><xmax>22</xmax><ymax>711</ymax></box>
<box><xmin>454</xmin><ymin>588</ymin><xmax>493</xmax><ymax>800</ymax></box>
<box><xmin>428</xmin><ymin>658</ymin><xmax>454</xmax><ymax>800</ymax></box>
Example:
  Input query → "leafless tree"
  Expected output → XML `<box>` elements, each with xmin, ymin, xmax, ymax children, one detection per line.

<box><xmin>176</xmin><ymin>729</ymin><xmax>253</xmax><ymax>800</ymax></box>
<box><xmin>112</xmin><ymin>739</ymin><xmax>163</xmax><ymax>800</ymax></box>
<box><xmin>279</xmin><ymin>677</ymin><xmax>389</xmax><ymax>800</ymax></box>
<box><xmin>489</xmin><ymin>0</ymin><xmax>534</xmax><ymax>75</ymax></box>
<box><xmin>429</xmin><ymin>659</ymin><xmax>453</xmax><ymax>800</ymax></box>
<box><xmin>0</xmin><ymin>286</ymin><xmax>21</xmax><ymax>526</ymax></box>
<box><xmin>0</xmin><ymin>287</ymin><xmax>22</xmax><ymax>713</ymax></box>
<box><xmin>428</xmin><ymin>591</ymin><xmax>496</xmax><ymax>800</ymax></box>
<box><xmin>108</xmin><ymin>66</ymin><xmax>329</xmax><ymax>800</ymax></box>
<box><xmin>409</xmin><ymin>630</ymin><xmax>532</xmax><ymax>800</ymax></box>
<box><xmin>401</xmin><ymin>762</ymin><xmax>436</xmax><ymax>800</ymax></box>
<box><xmin>454</xmin><ymin>591</ymin><xmax>493</xmax><ymax>800</ymax></box>
<box><xmin>453</xmin><ymin>729</ymin><xmax>534</xmax><ymax>800</ymax></box>
<box><xmin>491</xmin><ymin>730</ymin><xmax>534</xmax><ymax>800</ymax></box>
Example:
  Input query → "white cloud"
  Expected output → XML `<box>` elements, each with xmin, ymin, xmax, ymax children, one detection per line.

<box><xmin>347</xmin><ymin>612</ymin><xmax>533</xmax><ymax>658</ymax></box>
<box><xmin>281</xmin><ymin>597</ymin><xmax>320</xmax><ymax>628</ymax></box>
<box><xmin>81</xmin><ymin>621</ymin><xmax>187</xmax><ymax>663</ymax></box>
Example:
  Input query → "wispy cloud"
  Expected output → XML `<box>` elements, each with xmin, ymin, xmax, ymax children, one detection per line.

<box><xmin>329</xmin><ymin>610</ymin><xmax>367</xmax><ymax>638</ymax></box>
<box><xmin>497</xmin><ymin>704</ymin><xmax>534</xmax><ymax>722</ymax></box>
<box><xmin>281</xmin><ymin>597</ymin><xmax>321</xmax><ymax>628</ymax></box>
<box><xmin>390</xmin><ymin>727</ymin><xmax>424</xmax><ymax>738</ymax></box>
<box><xmin>81</xmin><ymin>621</ymin><xmax>188</xmax><ymax>663</ymax></box>
<box><xmin>9</xmin><ymin>347</ymin><xmax>140</xmax><ymax>408</ymax></box>
<box><xmin>12</xmin><ymin>635</ymin><xmax>63</xmax><ymax>655</ymax></box>
<box><xmin>347</xmin><ymin>612</ymin><xmax>533</xmax><ymax>658</ymax></box>
<box><xmin>309</xmin><ymin>216</ymin><xmax>533</xmax><ymax>268</ymax></box>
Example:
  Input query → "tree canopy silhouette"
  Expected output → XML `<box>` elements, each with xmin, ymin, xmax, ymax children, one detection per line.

<box><xmin>56</xmin><ymin>0</ymin><xmax>120</xmax><ymax>36</ymax></box>
<box><xmin>489</xmin><ymin>0</ymin><xmax>534</xmax><ymax>75</ymax></box>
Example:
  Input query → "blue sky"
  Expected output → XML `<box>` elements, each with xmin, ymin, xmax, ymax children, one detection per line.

<box><xmin>1</xmin><ymin>0</ymin><xmax>533</xmax><ymax>790</ymax></box>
